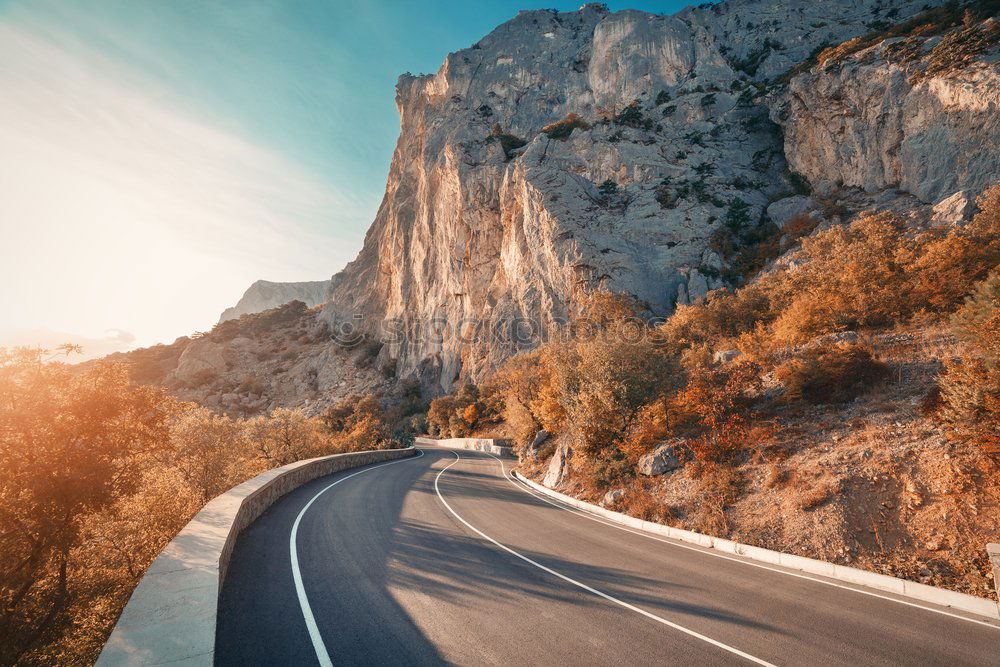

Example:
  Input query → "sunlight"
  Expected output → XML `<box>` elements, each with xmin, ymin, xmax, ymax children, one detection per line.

<box><xmin>0</xmin><ymin>24</ymin><xmax>351</xmax><ymax>347</ymax></box>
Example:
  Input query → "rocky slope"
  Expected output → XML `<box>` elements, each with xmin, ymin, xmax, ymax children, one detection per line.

<box><xmin>111</xmin><ymin>0</ymin><xmax>999</xmax><ymax>410</ymax></box>
<box><xmin>320</xmin><ymin>0</ymin><xmax>976</xmax><ymax>394</ymax></box>
<box><xmin>104</xmin><ymin>301</ymin><xmax>395</xmax><ymax>417</ymax></box>
<box><xmin>773</xmin><ymin>14</ymin><xmax>1000</xmax><ymax>203</ymax></box>
<box><xmin>219</xmin><ymin>279</ymin><xmax>328</xmax><ymax>323</ymax></box>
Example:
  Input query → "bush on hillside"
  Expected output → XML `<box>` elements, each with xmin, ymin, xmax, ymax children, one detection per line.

<box><xmin>775</xmin><ymin>341</ymin><xmax>890</xmax><ymax>404</ymax></box>
<box><xmin>668</xmin><ymin>355</ymin><xmax>767</xmax><ymax>462</ymax></box>
<box><xmin>614</xmin><ymin>100</ymin><xmax>649</xmax><ymax>129</ymax></box>
<box><xmin>938</xmin><ymin>270</ymin><xmax>1000</xmax><ymax>457</ymax></box>
<box><xmin>491</xmin><ymin>350</ymin><xmax>546</xmax><ymax>447</ymax></box>
<box><xmin>541</xmin><ymin>112</ymin><xmax>590</xmax><ymax>139</ymax></box>
<box><xmin>324</xmin><ymin>382</ymin><xmax>425</xmax><ymax>449</ymax></box>
<box><xmin>245</xmin><ymin>407</ymin><xmax>330</xmax><ymax>465</ymax></box>
<box><xmin>426</xmin><ymin>381</ymin><xmax>503</xmax><ymax>438</ymax></box>
<box><xmin>781</xmin><ymin>212</ymin><xmax>820</xmax><ymax>242</ymax></box>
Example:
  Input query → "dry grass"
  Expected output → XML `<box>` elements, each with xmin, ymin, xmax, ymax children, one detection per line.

<box><xmin>794</xmin><ymin>477</ymin><xmax>841</xmax><ymax>510</ymax></box>
<box><xmin>619</xmin><ymin>484</ymin><xmax>672</xmax><ymax>523</ymax></box>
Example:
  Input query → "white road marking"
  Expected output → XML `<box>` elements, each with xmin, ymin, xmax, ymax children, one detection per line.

<box><xmin>433</xmin><ymin>450</ymin><xmax>776</xmax><ymax>666</ymax></box>
<box><xmin>290</xmin><ymin>449</ymin><xmax>425</xmax><ymax>667</ymax></box>
<box><xmin>479</xmin><ymin>451</ymin><xmax>1000</xmax><ymax>631</ymax></box>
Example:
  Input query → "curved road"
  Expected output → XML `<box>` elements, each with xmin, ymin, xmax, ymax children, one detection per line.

<box><xmin>216</xmin><ymin>447</ymin><xmax>999</xmax><ymax>665</ymax></box>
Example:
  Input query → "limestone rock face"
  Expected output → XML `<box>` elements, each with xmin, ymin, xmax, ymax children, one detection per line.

<box><xmin>319</xmin><ymin>0</ymin><xmax>938</xmax><ymax>393</ymax></box>
<box><xmin>772</xmin><ymin>22</ymin><xmax>1000</xmax><ymax>203</ymax></box>
<box><xmin>220</xmin><ymin>280</ymin><xmax>328</xmax><ymax>323</ymax></box>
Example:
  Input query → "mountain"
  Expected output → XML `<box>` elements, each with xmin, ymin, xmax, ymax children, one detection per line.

<box><xmin>0</xmin><ymin>328</ymin><xmax>135</xmax><ymax>361</ymax></box>
<box><xmin>109</xmin><ymin>0</ymin><xmax>999</xmax><ymax>413</ymax></box>
<box><xmin>218</xmin><ymin>279</ymin><xmax>329</xmax><ymax>323</ymax></box>
<box><xmin>318</xmin><ymin>0</ymin><xmax>991</xmax><ymax>393</ymax></box>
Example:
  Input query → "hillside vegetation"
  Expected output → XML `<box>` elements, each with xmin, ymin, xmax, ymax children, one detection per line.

<box><xmin>0</xmin><ymin>349</ymin><xmax>411</xmax><ymax>664</ymax></box>
<box><xmin>422</xmin><ymin>186</ymin><xmax>1000</xmax><ymax>598</ymax></box>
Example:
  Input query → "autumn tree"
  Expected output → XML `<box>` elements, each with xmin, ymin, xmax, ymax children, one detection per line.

<box><xmin>669</xmin><ymin>353</ymin><xmax>766</xmax><ymax>462</ymax></box>
<box><xmin>245</xmin><ymin>407</ymin><xmax>327</xmax><ymax>466</ymax></box>
<box><xmin>158</xmin><ymin>405</ymin><xmax>250</xmax><ymax>503</ymax></box>
<box><xmin>938</xmin><ymin>270</ymin><xmax>1000</xmax><ymax>456</ymax></box>
<box><xmin>0</xmin><ymin>350</ymin><xmax>174</xmax><ymax>664</ymax></box>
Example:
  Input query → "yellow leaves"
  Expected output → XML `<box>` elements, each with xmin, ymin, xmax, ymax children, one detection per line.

<box><xmin>618</xmin><ymin>400</ymin><xmax>669</xmax><ymax>462</ymax></box>
<box><xmin>246</xmin><ymin>407</ymin><xmax>330</xmax><ymax>465</ymax></box>
<box><xmin>461</xmin><ymin>402</ymin><xmax>479</xmax><ymax>426</ymax></box>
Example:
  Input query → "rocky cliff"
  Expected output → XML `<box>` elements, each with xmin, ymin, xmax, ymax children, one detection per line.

<box><xmin>219</xmin><ymin>279</ymin><xmax>329</xmax><ymax>323</ymax></box>
<box><xmin>772</xmin><ymin>14</ymin><xmax>1000</xmax><ymax>203</ymax></box>
<box><xmin>320</xmin><ymin>0</ymin><xmax>962</xmax><ymax>393</ymax></box>
<box><xmin>113</xmin><ymin>0</ymin><xmax>999</xmax><ymax>410</ymax></box>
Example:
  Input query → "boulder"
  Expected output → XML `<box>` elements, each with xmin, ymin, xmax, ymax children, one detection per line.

<box><xmin>766</xmin><ymin>196</ymin><xmax>816</xmax><ymax>229</ymax></box>
<box><xmin>172</xmin><ymin>339</ymin><xmax>227</xmax><ymax>379</ymax></box>
<box><xmin>543</xmin><ymin>443</ymin><xmax>571</xmax><ymax>488</ymax></box>
<box><xmin>931</xmin><ymin>191</ymin><xmax>976</xmax><ymax>227</ymax></box>
<box><xmin>530</xmin><ymin>429</ymin><xmax>550</xmax><ymax>449</ymax></box>
<box><xmin>603</xmin><ymin>489</ymin><xmax>625</xmax><ymax>507</ymax></box>
<box><xmin>638</xmin><ymin>441</ymin><xmax>685</xmax><ymax>476</ymax></box>
<box><xmin>713</xmin><ymin>349</ymin><xmax>742</xmax><ymax>364</ymax></box>
<box><xmin>520</xmin><ymin>430</ymin><xmax>551</xmax><ymax>462</ymax></box>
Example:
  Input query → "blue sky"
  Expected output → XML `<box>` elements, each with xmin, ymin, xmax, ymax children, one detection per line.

<box><xmin>0</xmin><ymin>0</ymin><xmax>695</xmax><ymax>352</ymax></box>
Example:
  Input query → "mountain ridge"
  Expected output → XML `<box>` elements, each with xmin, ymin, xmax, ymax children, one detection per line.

<box><xmin>110</xmin><ymin>0</ymin><xmax>999</xmax><ymax>416</ymax></box>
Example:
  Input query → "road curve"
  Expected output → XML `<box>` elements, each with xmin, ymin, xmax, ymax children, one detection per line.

<box><xmin>216</xmin><ymin>447</ymin><xmax>999</xmax><ymax>665</ymax></box>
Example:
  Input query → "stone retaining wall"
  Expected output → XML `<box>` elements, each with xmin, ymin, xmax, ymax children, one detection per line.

<box><xmin>98</xmin><ymin>447</ymin><xmax>415</xmax><ymax>666</ymax></box>
<box><xmin>414</xmin><ymin>437</ymin><xmax>514</xmax><ymax>457</ymax></box>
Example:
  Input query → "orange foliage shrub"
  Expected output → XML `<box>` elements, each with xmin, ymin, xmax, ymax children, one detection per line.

<box><xmin>906</xmin><ymin>186</ymin><xmax>1000</xmax><ymax>310</ymax></box>
<box><xmin>541</xmin><ymin>112</ymin><xmax>590</xmax><ymax>139</ymax></box>
<box><xmin>768</xmin><ymin>211</ymin><xmax>911</xmax><ymax>345</ymax></box>
<box><xmin>781</xmin><ymin>212</ymin><xmax>820</xmax><ymax>241</ymax></box>
<box><xmin>492</xmin><ymin>351</ymin><xmax>545</xmax><ymax>447</ymax></box>
<box><xmin>775</xmin><ymin>342</ymin><xmax>891</xmax><ymax>404</ymax></box>
<box><xmin>618</xmin><ymin>399</ymin><xmax>670</xmax><ymax>462</ymax></box>
<box><xmin>938</xmin><ymin>270</ymin><xmax>1000</xmax><ymax>457</ymax></box>
<box><xmin>425</xmin><ymin>382</ymin><xmax>503</xmax><ymax>438</ymax></box>
<box><xmin>658</xmin><ymin>284</ymin><xmax>772</xmax><ymax>351</ymax></box>
<box><xmin>669</xmin><ymin>357</ymin><xmax>766</xmax><ymax>462</ymax></box>
<box><xmin>557</xmin><ymin>319</ymin><xmax>676</xmax><ymax>458</ymax></box>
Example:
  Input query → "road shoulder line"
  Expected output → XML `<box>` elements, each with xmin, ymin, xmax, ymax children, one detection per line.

<box><xmin>492</xmin><ymin>457</ymin><xmax>999</xmax><ymax>627</ymax></box>
<box><xmin>290</xmin><ymin>449</ymin><xmax>426</xmax><ymax>667</ymax></box>
<box><xmin>433</xmin><ymin>450</ymin><xmax>776</xmax><ymax>666</ymax></box>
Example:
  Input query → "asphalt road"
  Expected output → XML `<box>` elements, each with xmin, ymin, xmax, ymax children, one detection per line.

<box><xmin>216</xmin><ymin>446</ymin><xmax>1000</xmax><ymax>666</ymax></box>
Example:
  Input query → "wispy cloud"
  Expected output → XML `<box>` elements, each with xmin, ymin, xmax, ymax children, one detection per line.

<box><xmin>0</xmin><ymin>20</ymin><xmax>367</xmax><ymax>347</ymax></box>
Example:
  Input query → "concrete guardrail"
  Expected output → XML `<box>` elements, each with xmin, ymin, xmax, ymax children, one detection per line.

<box><xmin>414</xmin><ymin>436</ymin><xmax>514</xmax><ymax>457</ymax></box>
<box><xmin>98</xmin><ymin>447</ymin><xmax>416</xmax><ymax>666</ymax></box>
<box><xmin>513</xmin><ymin>471</ymin><xmax>1000</xmax><ymax>621</ymax></box>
